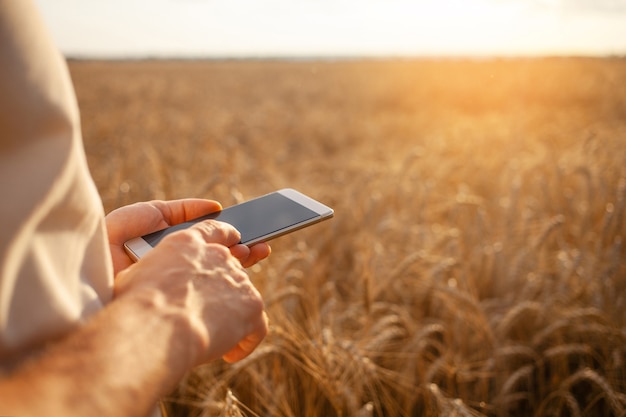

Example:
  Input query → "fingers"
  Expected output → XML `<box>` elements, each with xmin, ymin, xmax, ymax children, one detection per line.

<box><xmin>189</xmin><ymin>222</ymin><xmax>271</xmax><ymax>267</ymax></box>
<box><xmin>189</xmin><ymin>220</ymin><xmax>242</xmax><ymax>248</ymax></box>
<box><xmin>249</xmin><ymin>242</ymin><xmax>272</xmax><ymax>264</ymax></box>
<box><xmin>222</xmin><ymin>312</ymin><xmax>269</xmax><ymax>363</ymax></box>
<box><xmin>230</xmin><ymin>242</ymin><xmax>272</xmax><ymax>268</ymax></box>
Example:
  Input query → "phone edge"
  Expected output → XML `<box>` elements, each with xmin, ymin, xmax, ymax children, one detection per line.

<box><xmin>277</xmin><ymin>188</ymin><xmax>334</xmax><ymax>218</ymax></box>
<box><xmin>123</xmin><ymin>237</ymin><xmax>153</xmax><ymax>262</ymax></box>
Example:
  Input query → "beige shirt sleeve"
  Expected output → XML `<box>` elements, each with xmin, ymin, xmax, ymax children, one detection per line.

<box><xmin>0</xmin><ymin>1</ymin><xmax>113</xmax><ymax>367</ymax></box>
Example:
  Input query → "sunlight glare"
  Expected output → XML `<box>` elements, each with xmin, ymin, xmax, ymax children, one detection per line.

<box><xmin>34</xmin><ymin>0</ymin><xmax>626</xmax><ymax>57</ymax></box>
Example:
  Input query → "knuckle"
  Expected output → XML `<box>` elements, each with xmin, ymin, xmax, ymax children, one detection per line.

<box><xmin>161</xmin><ymin>229</ymin><xmax>198</xmax><ymax>246</ymax></box>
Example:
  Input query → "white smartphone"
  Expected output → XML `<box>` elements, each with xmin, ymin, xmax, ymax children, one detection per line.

<box><xmin>123</xmin><ymin>188</ymin><xmax>334</xmax><ymax>262</ymax></box>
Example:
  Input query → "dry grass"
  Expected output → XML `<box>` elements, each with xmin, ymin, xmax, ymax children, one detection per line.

<box><xmin>70</xmin><ymin>57</ymin><xmax>626</xmax><ymax>417</ymax></box>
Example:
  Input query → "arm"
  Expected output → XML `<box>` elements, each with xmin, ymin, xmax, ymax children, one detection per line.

<box><xmin>0</xmin><ymin>201</ymin><xmax>270</xmax><ymax>417</ymax></box>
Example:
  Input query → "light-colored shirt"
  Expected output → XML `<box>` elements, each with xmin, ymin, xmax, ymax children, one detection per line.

<box><xmin>0</xmin><ymin>0</ymin><xmax>113</xmax><ymax>370</ymax></box>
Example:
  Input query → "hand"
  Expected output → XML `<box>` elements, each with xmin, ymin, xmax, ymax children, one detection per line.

<box><xmin>105</xmin><ymin>199</ymin><xmax>271</xmax><ymax>276</ymax></box>
<box><xmin>114</xmin><ymin>220</ymin><xmax>269</xmax><ymax>364</ymax></box>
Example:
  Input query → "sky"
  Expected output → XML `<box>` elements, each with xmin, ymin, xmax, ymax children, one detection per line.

<box><xmin>34</xmin><ymin>0</ymin><xmax>626</xmax><ymax>58</ymax></box>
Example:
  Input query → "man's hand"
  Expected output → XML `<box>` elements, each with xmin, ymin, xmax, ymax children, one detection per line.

<box><xmin>105</xmin><ymin>199</ymin><xmax>271</xmax><ymax>276</ymax></box>
<box><xmin>114</xmin><ymin>219</ymin><xmax>269</xmax><ymax>364</ymax></box>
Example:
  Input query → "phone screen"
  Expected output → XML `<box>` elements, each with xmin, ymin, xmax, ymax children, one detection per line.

<box><xmin>142</xmin><ymin>192</ymin><xmax>319</xmax><ymax>247</ymax></box>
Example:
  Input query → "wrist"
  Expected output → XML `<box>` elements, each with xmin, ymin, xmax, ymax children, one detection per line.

<box><xmin>116</xmin><ymin>287</ymin><xmax>207</xmax><ymax>376</ymax></box>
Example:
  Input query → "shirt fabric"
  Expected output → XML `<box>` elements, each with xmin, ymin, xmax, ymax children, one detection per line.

<box><xmin>0</xmin><ymin>0</ymin><xmax>113</xmax><ymax>369</ymax></box>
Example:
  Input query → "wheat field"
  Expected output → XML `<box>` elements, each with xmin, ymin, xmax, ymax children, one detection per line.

<box><xmin>70</xmin><ymin>58</ymin><xmax>626</xmax><ymax>417</ymax></box>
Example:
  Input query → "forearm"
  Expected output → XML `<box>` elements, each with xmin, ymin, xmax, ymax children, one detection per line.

<box><xmin>0</xmin><ymin>289</ymin><xmax>200</xmax><ymax>417</ymax></box>
<box><xmin>0</xmin><ymin>219</ymin><xmax>269</xmax><ymax>416</ymax></box>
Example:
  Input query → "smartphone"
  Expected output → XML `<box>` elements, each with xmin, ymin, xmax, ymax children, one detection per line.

<box><xmin>123</xmin><ymin>188</ymin><xmax>334</xmax><ymax>262</ymax></box>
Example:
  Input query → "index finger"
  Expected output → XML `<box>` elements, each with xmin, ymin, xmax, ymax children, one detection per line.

<box><xmin>190</xmin><ymin>220</ymin><xmax>242</xmax><ymax>248</ymax></box>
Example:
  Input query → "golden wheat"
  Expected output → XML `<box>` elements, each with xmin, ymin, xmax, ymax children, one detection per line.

<box><xmin>71</xmin><ymin>57</ymin><xmax>626</xmax><ymax>417</ymax></box>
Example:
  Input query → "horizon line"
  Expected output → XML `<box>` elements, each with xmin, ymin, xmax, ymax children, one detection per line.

<box><xmin>65</xmin><ymin>52</ymin><xmax>626</xmax><ymax>62</ymax></box>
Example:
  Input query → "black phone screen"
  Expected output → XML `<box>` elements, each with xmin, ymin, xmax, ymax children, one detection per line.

<box><xmin>142</xmin><ymin>192</ymin><xmax>319</xmax><ymax>247</ymax></box>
